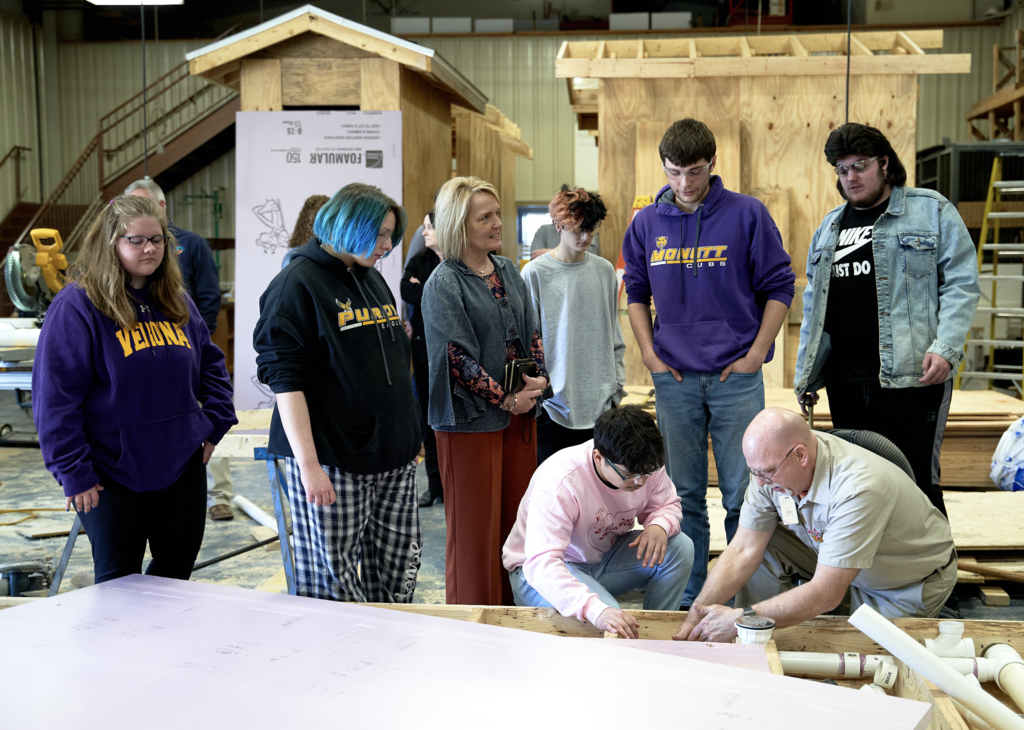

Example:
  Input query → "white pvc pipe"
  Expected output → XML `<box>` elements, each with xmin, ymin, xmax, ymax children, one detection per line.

<box><xmin>985</xmin><ymin>644</ymin><xmax>1024</xmax><ymax>715</ymax></box>
<box><xmin>231</xmin><ymin>495</ymin><xmax>277</xmax><ymax>532</ymax></box>
<box><xmin>925</xmin><ymin>621</ymin><xmax>976</xmax><ymax>658</ymax></box>
<box><xmin>778</xmin><ymin>651</ymin><xmax>996</xmax><ymax>682</ymax></box>
<box><xmin>849</xmin><ymin>605</ymin><xmax>1024</xmax><ymax>730</ymax></box>
<box><xmin>0</xmin><ymin>327</ymin><xmax>39</xmax><ymax>347</ymax></box>
<box><xmin>954</xmin><ymin>676</ymin><xmax>998</xmax><ymax>730</ymax></box>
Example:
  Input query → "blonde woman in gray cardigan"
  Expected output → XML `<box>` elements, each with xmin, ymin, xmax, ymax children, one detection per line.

<box><xmin>520</xmin><ymin>185</ymin><xmax>625</xmax><ymax>465</ymax></box>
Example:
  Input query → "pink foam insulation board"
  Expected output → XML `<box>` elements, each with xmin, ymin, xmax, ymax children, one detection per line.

<box><xmin>0</xmin><ymin>575</ymin><xmax>931</xmax><ymax>730</ymax></box>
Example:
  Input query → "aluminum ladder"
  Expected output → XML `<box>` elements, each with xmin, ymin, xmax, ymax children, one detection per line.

<box><xmin>957</xmin><ymin>154</ymin><xmax>1024</xmax><ymax>396</ymax></box>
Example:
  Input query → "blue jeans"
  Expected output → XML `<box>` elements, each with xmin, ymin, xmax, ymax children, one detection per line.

<box><xmin>652</xmin><ymin>368</ymin><xmax>764</xmax><ymax>605</ymax></box>
<box><xmin>509</xmin><ymin>530</ymin><xmax>694</xmax><ymax>614</ymax></box>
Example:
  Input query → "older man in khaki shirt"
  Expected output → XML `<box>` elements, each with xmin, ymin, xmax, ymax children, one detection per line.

<box><xmin>673</xmin><ymin>407</ymin><xmax>955</xmax><ymax>643</ymax></box>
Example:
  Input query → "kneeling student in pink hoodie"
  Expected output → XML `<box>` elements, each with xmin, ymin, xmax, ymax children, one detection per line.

<box><xmin>503</xmin><ymin>406</ymin><xmax>694</xmax><ymax>637</ymax></box>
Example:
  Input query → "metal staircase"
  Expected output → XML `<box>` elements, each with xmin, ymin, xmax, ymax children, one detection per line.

<box><xmin>958</xmin><ymin>155</ymin><xmax>1024</xmax><ymax>396</ymax></box>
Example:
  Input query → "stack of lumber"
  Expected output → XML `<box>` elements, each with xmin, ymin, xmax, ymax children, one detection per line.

<box><xmin>622</xmin><ymin>386</ymin><xmax>1024</xmax><ymax>489</ymax></box>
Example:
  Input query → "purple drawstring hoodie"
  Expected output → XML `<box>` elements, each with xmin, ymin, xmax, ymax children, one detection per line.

<box><xmin>622</xmin><ymin>177</ymin><xmax>796</xmax><ymax>372</ymax></box>
<box><xmin>32</xmin><ymin>283</ymin><xmax>237</xmax><ymax>498</ymax></box>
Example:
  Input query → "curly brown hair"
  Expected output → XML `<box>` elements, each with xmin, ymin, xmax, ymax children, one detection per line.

<box><xmin>548</xmin><ymin>184</ymin><xmax>607</xmax><ymax>233</ymax></box>
<box><xmin>288</xmin><ymin>194</ymin><xmax>329</xmax><ymax>248</ymax></box>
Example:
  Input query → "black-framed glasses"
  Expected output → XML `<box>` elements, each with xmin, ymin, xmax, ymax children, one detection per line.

<box><xmin>748</xmin><ymin>444</ymin><xmax>799</xmax><ymax>485</ymax></box>
<box><xmin>834</xmin><ymin>157</ymin><xmax>879</xmax><ymax>178</ymax></box>
<box><xmin>120</xmin><ymin>235</ymin><xmax>168</xmax><ymax>248</ymax></box>
<box><xmin>606</xmin><ymin>460</ymin><xmax>650</xmax><ymax>485</ymax></box>
<box><xmin>663</xmin><ymin>161</ymin><xmax>713</xmax><ymax>181</ymax></box>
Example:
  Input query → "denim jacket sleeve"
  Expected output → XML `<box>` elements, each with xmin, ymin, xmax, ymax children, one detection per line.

<box><xmin>794</xmin><ymin>217</ymin><xmax>829</xmax><ymax>391</ymax></box>
<box><xmin>930</xmin><ymin>200</ymin><xmax>981</xmax><ymax>367</ymax></box>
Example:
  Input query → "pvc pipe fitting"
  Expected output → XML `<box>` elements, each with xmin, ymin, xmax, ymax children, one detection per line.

<box><xmin>849</xmin><ymin>605</ymin><xmax>1024</xmax><ymax>730</ymax></box>
<box><xmin>925</xmin><ymin>621</ymin><xmax>976</xmax><ymax>658</ymax></box>
<box><xmin>734</xmin><ymin>615</ymin><xmax>775</xmax><ymax>646</ymax></box>
<box><xmin>861</xmin><ymin>683</ymin><xmax>887</xmax><ymax>695</ymax></box>
<box><xmin>874</xmin><ymin>660</ymin><xmax>899</xmax><ymax>689</ymax></box>
<box><xmin>984</xmin><ymin>644</ymin><xmax>1024</xmax><ymax>715</ymax></box>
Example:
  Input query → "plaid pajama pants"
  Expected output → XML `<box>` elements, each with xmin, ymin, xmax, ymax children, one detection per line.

<box><xmin>283</xmin><ymin>457</ymin><xmax>421</xmax><ymax>603</ymax></box>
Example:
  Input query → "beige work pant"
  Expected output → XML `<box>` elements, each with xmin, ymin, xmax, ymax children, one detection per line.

<box><xmin>734</xmin><ymin>526</ymin><xmax>956</xmax><ymax>618</ymax></box>
<box><xmin>206</xmin><ymin>456</ymin><xmax>233</xmax><ymax>508</ymax></box>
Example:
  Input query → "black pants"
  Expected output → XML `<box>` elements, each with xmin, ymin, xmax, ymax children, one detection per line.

<box><xmin>536</xmin><ymin>409</ymin><xmax>595</xmax><ymax>466</ymax></box>
<box><xmin>79</xmin><ymin>447</ymin><xmax>207</xmax><ymax>584</ymax></box>
<box><xmin>413</xmin><ymin>356</ymin><xmax>442</xmax><ymax>500</ymax></box>
<box><xmin>825</xmin><ymin>379</ymin><xmax>952</xmax><ymax>516</ymax></box>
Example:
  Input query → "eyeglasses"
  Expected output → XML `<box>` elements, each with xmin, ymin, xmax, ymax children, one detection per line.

<box><xmin>120</xmin><ymin>235</ymin><xmax>168</xmax><ymax>248</ymax></box>
<box><xmin>663</xmin><ymin>161</ymin><xmax>713</xmax><ymax>181</ymax></box>
<box><xmin>606</xmin><ymin>460</ymin><xmax>650</xmax><ymax>485</ymax></box>
<box><xmin>747</xmin><ymin>444</ymin><xmax>799</xmax><ymax>485</ymax></box>
<box><xmin>834</xmin><ymin>157</ymin><xmax>879</xmax><ymax>178</ymax></box>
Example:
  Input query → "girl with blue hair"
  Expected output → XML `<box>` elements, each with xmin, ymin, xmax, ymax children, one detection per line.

<box><xmin>254</xmin><ymin>182</ymin><xmax>422</xmax><ymax>602</ymax></box>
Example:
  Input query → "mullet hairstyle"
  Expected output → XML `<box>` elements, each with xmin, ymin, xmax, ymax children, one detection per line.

<box><xmin>289</xmin><ymin>194</ymin><xmax>329</xmax><ymax>249</ymax></box>
<box><xmin>434</xmin><ymin>176</ymin><xmax>500</xmax><ymax>261</ymax></box>
<box><xmin>313</xmin><ymin>183</ymin><xmax>407</xmax><ymax>258</ymax></box>
<box><xmin>69</xmin><ymin>195</ymin><xmax>187</xmax><ymax>332</ymax></box>
<box><xmin>593</xmin><ymin>405</ymin><xmax>665</xmax><ymax>476</ymax></box>
<box><xmin>659</xmin><ymin>118</ymin><xmax>717</xmax><ymax>168</ymax></box>
<box><xmin>548</xmin><ymin>184</ymin><xmax>607</xmax><ymax>233</ymax></box>
<box><xmin>823</xmin><ymin>123</ymin><xmax>908</xmax><ymax>199</ymax></box>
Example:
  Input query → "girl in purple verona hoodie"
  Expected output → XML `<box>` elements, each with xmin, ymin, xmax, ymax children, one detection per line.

<box><xmin>32</xmin><ymin>195</ymin><xmax>237</xmax><ymax>584</ymax></box>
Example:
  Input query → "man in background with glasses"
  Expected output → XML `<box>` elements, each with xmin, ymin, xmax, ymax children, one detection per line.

<box><xmin>673</xmin><ymin>408</ymin><xmax>956</xmax><ymax>643</ymax></box>
<box><xmin>794</xmin><ymin>124</ymin><xmax>979</xmax><ymax>518</ymax></box>
<box><xmin>503</xmin><ymin>406</ymin><xmax>694</xmax><ymax>638</ymax></box>
<box><xmin>622</xmin><ymin>118</ymin><xmax>795</xmax><ymax>609</ymax></box>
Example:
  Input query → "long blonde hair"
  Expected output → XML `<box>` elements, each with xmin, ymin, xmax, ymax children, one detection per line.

<box><xmin>434</xmin><ymin>176</ymin><xmax>500</xmax><ymax>261</ymax></box>
<box><xmin>69</xmin><ymin>195</ymin><xmax>189</xmax><ymax>331</ymax></box>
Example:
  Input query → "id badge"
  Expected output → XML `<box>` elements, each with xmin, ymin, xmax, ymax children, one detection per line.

<box><xmin>779</xmin><ymin>495</ymin><xmax>799</xmax><ymax>525</ymax></box>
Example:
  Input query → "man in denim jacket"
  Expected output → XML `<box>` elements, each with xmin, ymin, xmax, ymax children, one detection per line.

<box><xmin>795</xmin><ymin>124</ymin><xmax>980</xmax><ymax>517</ymax></box>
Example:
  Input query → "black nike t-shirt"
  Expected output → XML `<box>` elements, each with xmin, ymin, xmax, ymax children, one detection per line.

<box><xmin>822</xmin><ymin>197</ymin><xmax>889</xmax><ymax>384</ymax></box>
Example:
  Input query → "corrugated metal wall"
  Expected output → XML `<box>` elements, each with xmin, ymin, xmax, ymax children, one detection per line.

<box><xmin>417</xmin><ymin>36</ymin><xmax>579</xmax><ymax>203</ymax></box>
<box><xmin>918</xmin><ymin>12</ymin><xmax>1021</xmax><ymax>149</ymax></box>
<box><xmin>0</xmin><ymin>16</ymin><xmax>40</xmax><ymax>219</ymax></box>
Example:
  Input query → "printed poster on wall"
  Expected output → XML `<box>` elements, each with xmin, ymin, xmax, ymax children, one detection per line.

<box><xmin>234</xmin><ymin>110</ymin><xmax>403</xmax><ymax>411</ymax></box>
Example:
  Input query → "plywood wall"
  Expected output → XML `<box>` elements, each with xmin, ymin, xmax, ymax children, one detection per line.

<box><xmin>603</xmin><ymin>73</ymin><xmax>917</xmax><ymax>387</ymax></box>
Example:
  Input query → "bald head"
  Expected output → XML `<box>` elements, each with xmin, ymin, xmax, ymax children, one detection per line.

<box><xmin>743</xmin><ymin>408</ymin><xmax>816</xmax><ymax>495</ymax></box>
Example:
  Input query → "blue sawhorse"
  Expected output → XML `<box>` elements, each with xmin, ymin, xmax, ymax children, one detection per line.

<box><xmin>255</xmin><ymin>447</ymin><xmax>297</xmax><ymax>595</ymax></box>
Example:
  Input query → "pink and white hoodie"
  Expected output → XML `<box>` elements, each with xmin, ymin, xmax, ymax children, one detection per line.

<box><xmin>502</xmin><ymin>440</ymin><xmax>682</xmax><ymax>625</ymax></box>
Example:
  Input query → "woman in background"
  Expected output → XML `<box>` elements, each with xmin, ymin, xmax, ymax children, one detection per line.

<box><xmin>422</xmin><ymin>176</ymin><xmax>549</xmax><ymax>606</ymax></box>
<box><xmin>401</xmin><ymin>211</ymin><xmax>444</xmax><ymax>508</ymax></box>
<box><xmin>33</xmin><ymin>195</ymin><xmax>236</xmax><ymax>583</ymax></box>
<box><xmin>282</xmin><ymin>194</ymin><xmax>329</xmax><ymax>269</ymax></box>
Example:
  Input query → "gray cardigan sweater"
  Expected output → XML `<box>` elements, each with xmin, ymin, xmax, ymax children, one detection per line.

<box><xmin>422</xmin><ymin>254</ymin><xmax>540</xmax><ymax>433</ymax></box>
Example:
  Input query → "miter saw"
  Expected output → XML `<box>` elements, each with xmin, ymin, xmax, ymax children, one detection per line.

<box><xmin>4</xmin><ymin>228</ymin><xmax>69</xmax><ymax>319</ymax></box>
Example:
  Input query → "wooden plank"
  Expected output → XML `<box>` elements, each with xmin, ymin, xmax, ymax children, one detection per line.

<box><xmin>28</xmin><ymin>526</ymin><xmax>84</xmax><ymax>540</ymax></box>
<box><xmin>249</xmin><ymin>32</ymin><xmax>376</xmax><ymax>60</ymax></box>
<box><xmin>941</xmin><ymin>493</ymin><xmax>1024</xmax><ymax>551</ymax></box>
<box><xmin>850</xmin><ymin>35</ymin><xmax>874</xmax><ymax>56</ymax></box>
<box><xmin>980</xmin><ymin>586</ymin><xmax>1011</xmax><ymax>605</ymax></box>
<box><xmin>422</xmin><ymin>54</ymin><xmax>488</xmax><ymax>114</ymax></box>
<box><xmin>399</xmin><ymin>66</ymin><xmax>452</xmax><ymax>259</ymax></box>
<box><xmin>189</xmin><ymin>14</ymin><xmax>312</xmax><ymax>76</ymax></box>
<box><xmin>281</xmin><ymin>58</ymin><xmax>360</xmax><ymax>106</ymax></box>
<box><xmin>233</xmin><ymin>409</ymin><xmax>273</xmax><ymax>431</ymax></box>
<box><xmin>360</xmin><ymin>57</ymin><xmax>401</xmax><ymax>111</ymax></box>
<box><xmin>309</xmin><ymin>14</ymin><xmax>427</xmax><ymax>72</ymax></box>
<box><xmin>896</xmin><ymin>31</ymin><xmax>925</xmax><ymax>55</ymax></box>
<box><xmin>788</xmin><ymin>36</ymin><xmax>808</xmax><ymax>57</ymax></box>
<box><xmin>965</xmin><ymin>82</ymin><xmax>1024</xmax><ymax>121</ymax></box>
<box><xmin>765</xmin><ymin>640</ymin><xmax>785</xmax><ymax>675</ymax></box>
<box><xmin>892</xmin><ymin>661</ymin><xmax>966</xmax><ymax>730</ymax></box>
<box><xmin>240</xmin><ymin>58</ymin><xmax>282</xmax><ymax>111</ymax></box>
<box><xmin>957</xmin><ymin>560</ymin><xmax>1024</xmax><ymax>584</ymax></box>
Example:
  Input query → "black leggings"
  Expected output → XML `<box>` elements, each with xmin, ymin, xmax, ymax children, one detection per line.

<box><xmin>826</xmin><ymin>380</ymin><xmax>951</xmax><ymax>517</ymax></box>
<box><xmin>536</xmin><ymin>409</ymin><xmax>595</xmax><ymax>466</ymax></box>
<box><xmin>79</xmin><ymin>447</ymin><xmax>207</xmax><ymax>583</ymax></box>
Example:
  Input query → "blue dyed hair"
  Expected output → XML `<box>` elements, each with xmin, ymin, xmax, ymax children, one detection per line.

<box><xmin>313</xmin><ymin>183</ymin><xmax>408</xmax><ymax>258</ymax></box>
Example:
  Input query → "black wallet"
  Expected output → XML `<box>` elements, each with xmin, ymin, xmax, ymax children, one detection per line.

<box><xmin>503</xmin><ymin>358</ymin><xmax>537</xmax><ymax>394</ymax></box>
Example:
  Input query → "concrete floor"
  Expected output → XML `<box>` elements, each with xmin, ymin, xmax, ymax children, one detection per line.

<box><xmin>2</xmin><ymin>389</ymin><xmax>1023</xmax><ymax>621</ymax></box>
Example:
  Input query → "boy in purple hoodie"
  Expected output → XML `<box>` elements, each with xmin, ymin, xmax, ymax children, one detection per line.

<box><xmin>622</xmin><ymin>119</ymin><xmax>795</xmax><ymax>607</ymax></box>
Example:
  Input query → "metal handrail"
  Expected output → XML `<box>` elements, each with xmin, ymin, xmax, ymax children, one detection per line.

<box><xmin>0</xmin><ymin>145</ymin><xmax>33</xmax><ymax>219</ymax></box>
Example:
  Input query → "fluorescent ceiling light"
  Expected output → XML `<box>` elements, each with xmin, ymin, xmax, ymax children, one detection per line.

<box><xmin>88</xmin><ymin>1</ymin><xmax>184</xmax><ymax>5</ymax></box>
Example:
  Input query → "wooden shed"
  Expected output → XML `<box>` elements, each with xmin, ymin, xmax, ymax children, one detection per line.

<box><xmin>452</xmin><ymin>105</ymin><xmax>534</xmax><ymax>262</ymax></box>
<box><xmin>556</xmin><ymin>31</ymin><xmax>972</xmax><ymax>388</ymax></box>
<box><xmin>186</xmin><ymin>4</ymin><xmax>488</xmax><ymax>255</ymax></box>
